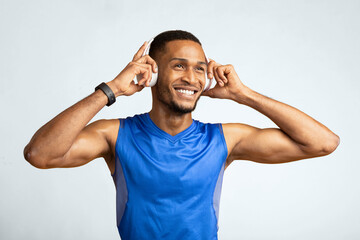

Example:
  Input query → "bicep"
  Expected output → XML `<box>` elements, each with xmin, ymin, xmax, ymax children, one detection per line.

<box><xmin>46</xmin><ymin>120</ymin><xmax>114</xmax><ymax>168</ymax></box>
<box><xmin>224</xmin><ymin>123</ymin><xmax>317</xmax><ymax>164</ymax></box>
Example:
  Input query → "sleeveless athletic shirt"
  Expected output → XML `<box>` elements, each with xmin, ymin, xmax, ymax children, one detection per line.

<box><xmin>111</xmin><ymin>113</ymin><xmax>228</xmax><ymax>239</ymax></box>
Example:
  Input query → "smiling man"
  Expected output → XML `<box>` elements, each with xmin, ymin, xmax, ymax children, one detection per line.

<box><xmin>24</xmin><ymin>30</ymin><xmax>340</xmax><ymax>239</ymax></box>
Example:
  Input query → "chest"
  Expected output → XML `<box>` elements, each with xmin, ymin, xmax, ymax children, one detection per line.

<box><xmin>116</xmin><ymin>133</ymin><xmax>225</xmax><ymax>197</ymax></box>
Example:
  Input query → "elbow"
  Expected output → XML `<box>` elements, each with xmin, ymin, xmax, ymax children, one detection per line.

<box><xmin>303</xmin><ymin>134</ymin><xmax>340</xmax><ymax>157</ymax></box>
<box><xmin>23</xmin><ymin>144</ymin><xmax>49</xmax><ymax>169</ymax></box>
<box><xmin>316</xmin><ymin>134</ymin><xmax>340</xmax><ymax>156</ymax></box>
<box><xmin>324</xmin><ymin>134</ymin><xmax>340</xmax><ymax>154</ymax></box>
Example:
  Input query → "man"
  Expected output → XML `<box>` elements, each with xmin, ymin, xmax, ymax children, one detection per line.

<box><xmin>24</xmin><ymin>30</ymin><xmax>339</xmax><ymax>239</ymax></box>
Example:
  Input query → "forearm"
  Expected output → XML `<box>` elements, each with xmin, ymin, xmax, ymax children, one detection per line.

<box><xmin>234</xmin><ymin>87</ymin><xmax>340</xmax><ymax>153</ymax></box>
<box><xmin>24</xmin><ymin>41</ymin><xmax>156</xmax><ymax>167</ymax></box>
<box><xmin>24</xmin><ymin>88</ymin><xmax>108</xmax><ymax>164</ymax></box>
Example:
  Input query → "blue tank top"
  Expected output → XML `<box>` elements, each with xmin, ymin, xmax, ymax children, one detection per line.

<box><xmin>112</xmin><ymin>113</ymin><xmax>228</xmax><ymax>239</ymax></box>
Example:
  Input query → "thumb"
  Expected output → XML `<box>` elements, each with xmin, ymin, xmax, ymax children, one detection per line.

<box><xmin>134</xmin><ymin>82</ymin><xmax>145</xmax><ymax>92</ymax></box>
<box><xmin>201</xmin><ymin>89</ymin><xmax>215</xmax><ymax>98</ymax></box>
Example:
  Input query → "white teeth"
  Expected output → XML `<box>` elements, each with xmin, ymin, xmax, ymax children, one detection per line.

<box><xmin>176</xmin><ymin>89</ymin><xmax>195</xmax><ymax>95</ymax></box>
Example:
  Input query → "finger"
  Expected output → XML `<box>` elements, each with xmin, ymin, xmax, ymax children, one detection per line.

<box><xmin>132</xmin><ymin>41</ymin><xmax>147</xmax><ymax>61</ymax></box>
<box><xmin>146</xmin><ymin>70</ymin><xmax>154</xmax><ymax>87</ymax></box>
<box><xmin>133</xmin><ymin>81</ymin><xmax>145</xmax><ymax>92</ymax></box>
<box><xmin>217</xmin><ymin>66</ymin><xmax>228</xmax><ymax>83</ymax></box>
<box><xmin>138</xmin><ymin>71</ymin><xmax>150</xmax><ymax>86</ymax></box>
<box><xmin>136</xmin><ymin>64</ymin><xmax>152</xmax><ymax>86</ymax></box>
<box><xmin>213</xmin><ymin>67</ymin><xmax>224</xmax><ymax>86</ymax></box>
<box><xmin>132</xmin><ymin>63</ymin><xmax>149</xmax><ymax>85</ymax></box>
<box><xmin>136</xmin><ymin>55</ymin><xmax>158</xmax><ymax>73</ymax></box>
<box><xmin>207</xmin><ymin>59</ymin><xmax>221</xmax><ymax>80</ymax></box>
<box><xmin>144</xmin><ymin>64</ymin><xmax>153</xmax><ymax>86</ymax></box>
<box><xmin>137</xmin><ymin>84</ymin><xmax>145</xmax><ymax>92</ymax></box>
<box><xmin>207</xmin><ymin>60</ymin><xmax>216</xmax><ymax>79</ymax></box>
<box><xmin>126</xmin><ymin>80</ymin><xmax>145</xmax><ymax>95</ymax></box>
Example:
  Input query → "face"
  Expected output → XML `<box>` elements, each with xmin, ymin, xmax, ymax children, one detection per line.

<box><xmin>153</xmin><ymin>40</ymin><xmax>207</xmax><ymax>114</ymax></box>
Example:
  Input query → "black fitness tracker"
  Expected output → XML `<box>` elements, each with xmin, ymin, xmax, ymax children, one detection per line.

<box><xmin>95</xmin><ymin>82</ymin><xmax>116</xmax><ymax>106</ymax></box>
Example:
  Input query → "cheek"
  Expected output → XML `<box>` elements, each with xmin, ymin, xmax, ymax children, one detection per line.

<box><xmin>197</xmin><ymin>73</ymin><xmax>206</xmax><ymax>87</ymax></box>
<box><xmin>157</xmin><ymin>67</ymin><xmax>172</xmax><ymax>82</ymax></box>
<box><xmin>159</xmin><ymin>71</ymin><xmax>181</xmax><ymax>86</ymax></box>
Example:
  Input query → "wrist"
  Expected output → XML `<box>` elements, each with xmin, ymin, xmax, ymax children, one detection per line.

<box><xmin>95</xmin><ymin>82</ymin><xmax>116</xmax><ymax>106</ymax></box>
<box><xmin>231</xmin><ymin>86</ymin><xmax>255</xmax><ymax>105</ymax></box>
<box><xmin>106</xmin><ymin>80</ymin><xmax>123</xmax><ymax>97</ymax></box>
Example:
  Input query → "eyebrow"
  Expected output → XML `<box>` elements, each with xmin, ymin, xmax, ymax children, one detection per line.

<box><xmin>169</xmin><ymin>57</ymin><xmax>207</xmax><ymax>66</ymax></box>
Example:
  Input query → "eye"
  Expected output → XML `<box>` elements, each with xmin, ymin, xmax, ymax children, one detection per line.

<box><xmin>196</xmin><ymin>66</ymin><xmax>205</xmax><ymax>72</ymax></box>
<box><xmin>175</xmin><ymin>64</ymin><xmax>184</xmax><ymax>69</ymax></box>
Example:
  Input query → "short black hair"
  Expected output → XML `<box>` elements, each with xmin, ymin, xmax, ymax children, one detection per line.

<box><xmin>149</xmin><ymin>30</ymin><xmax>202</xmax><ymax>60</ymax></box>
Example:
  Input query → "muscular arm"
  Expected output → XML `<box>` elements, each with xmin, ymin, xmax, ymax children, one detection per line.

<box><xmin>203</xmin><ymin>62</ymin><xmax>340</xmax><ymax>166</ymax></box>
<box><xmin>24</xmin><ymin>42</ymin><xmax>157</xmax><ymax>169</ymax></box>
<box><xmin>24</xmin><ymin>90</ymin><xmax>113</xmax><ymax>169</ymax></box>
<box><xmin>223</xmin><ymin>88</ymin><xmax>339</xmax><ymax>166</ymax></box>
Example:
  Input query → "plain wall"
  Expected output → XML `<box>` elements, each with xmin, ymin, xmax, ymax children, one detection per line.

<box><xmin>1</xmin><ymin>0</ymin><xmax>359</xmax><ymax>239</ymax></box>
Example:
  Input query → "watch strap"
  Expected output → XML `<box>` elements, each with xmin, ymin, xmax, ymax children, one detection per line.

<box><xmin>95</xmin><ymin>82</ymin><xmax>116</xmax><ymax>106</ymax></box>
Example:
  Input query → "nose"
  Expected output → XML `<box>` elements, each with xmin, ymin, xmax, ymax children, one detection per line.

<box><xmin>182</xmin><ymin>68</ymin><xmax>199</xmax><ymax>86</ymax></box>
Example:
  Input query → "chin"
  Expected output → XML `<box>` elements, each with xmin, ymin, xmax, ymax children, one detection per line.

<box><xmin>169</xmin><ymin>100</ymin><xmax>198</xmax><ymax>114</ymax></box>
<box><xmin>155</xmin><ymin>83</ymin><xmax>201</xmax><ymax>114</ymax></box>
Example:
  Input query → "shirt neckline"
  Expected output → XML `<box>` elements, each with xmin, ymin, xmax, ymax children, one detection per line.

<box><xmin>142</xmin><ymin>112</ymin><xmax>196</xmax><ymax>142</ymax></box>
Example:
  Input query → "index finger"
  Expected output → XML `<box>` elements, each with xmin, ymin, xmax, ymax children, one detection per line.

<box><xmin>207</xmin><ymin>59</ymin><xmax>220</xmax><ymax>79</ymax></box>
<box><xmin>132</xmin><ymin>41</ymin><xmax>148</xmax><ymax>61</ymax></box>
<box><xmin>136</xmin><ymin>55</ymin><xmax>158</xmax><ymax>73</ymax></box>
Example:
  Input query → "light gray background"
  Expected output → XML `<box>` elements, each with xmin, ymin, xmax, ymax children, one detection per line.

<box><xmin>0</xmin><ymin>0</ymin><xmax>358</xmax><ymax>239</ymax></box>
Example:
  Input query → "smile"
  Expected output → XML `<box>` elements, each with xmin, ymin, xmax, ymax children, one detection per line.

<box><xmin>176</xmin><ymin>89</ymin><xmax>195</xmax><ymax>95</ymax></box>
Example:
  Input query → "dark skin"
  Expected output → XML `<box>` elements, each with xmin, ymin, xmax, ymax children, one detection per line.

<box><xmin>24</xmin><ymin>40</ymin><xmax>340</xmax><ymax>174</ymax></box>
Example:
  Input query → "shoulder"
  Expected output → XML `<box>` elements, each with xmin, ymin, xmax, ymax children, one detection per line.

<box><xmin>194</xmin><ymin>119</ymin><xmax>223</xmax><ymax>129</ymax></box>
<box><xmin>91</xmin><ymin>113</ymin><xmax>145</xmax><ymax>131</ymax></box>
<box><xmin>89</xmin><ymin>119</ymin><xmax>120</xmax><ymax>132</ymax></box>
<box><xmin>221</xmin><ymin>123</ymin><xmax>260</xmax><ymax>154</ymax></box>
<box><xmin>93</xmin><ymin>113</ymin><xmax>147</xmax><ymax>141</ymax></box>
<box><xmin>222</xmin><ymin>122</ymin><xmax>258</xmax><ymax>136</ymax></box>
<box><xmin>86</xmin><ymin>119</ymin><xmax>120</xmax><ymax>145</ymax></box>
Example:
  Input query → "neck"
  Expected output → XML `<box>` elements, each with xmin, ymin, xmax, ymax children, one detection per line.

<box><xmin>149</xmin><ymin>104</ymin><xmax>193</xmax><ymax>137</ymax></box>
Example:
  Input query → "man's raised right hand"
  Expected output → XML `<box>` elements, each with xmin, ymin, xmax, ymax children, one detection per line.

<box><xmin>107</xmin><ymin>41</ymin><xmax>158</xmax><ymax>97</ymax></box>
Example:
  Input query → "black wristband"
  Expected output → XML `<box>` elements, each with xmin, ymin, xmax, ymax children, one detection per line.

<box><xmin>95</xmin><ymin>82</ymin><xmax>116</xmax><ymax>106</ymax></box>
